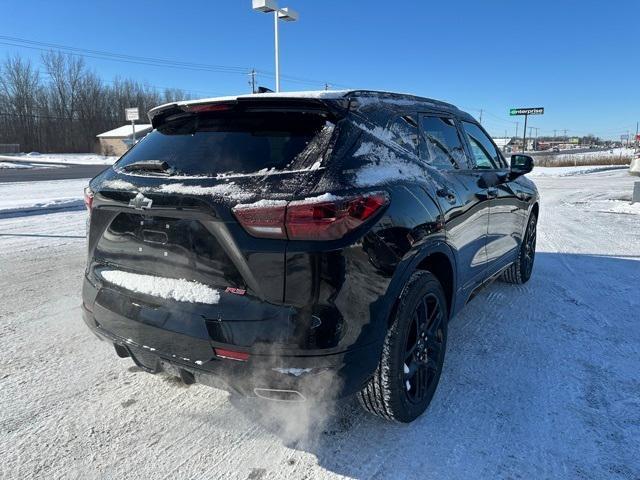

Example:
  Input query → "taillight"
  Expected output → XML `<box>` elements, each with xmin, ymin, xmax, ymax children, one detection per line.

<box><xmin>232</xmin><ymin>202</ymin><xmax>287</xmax><ymax>239</ymax></box>
<box><xmin>187</xmin><ymin>103</ymin><xmax>233</xmax><ymax>113</ymax></box>
<box><xmin>232</xmin><ymin>193</ymin><xmax>388</xmax><ymax>241</ymax></box>
<box><xmin>214</xmin><ymin>348</ymin><xmax>250</xmax><ymax>362</ymax></box>
<box><xmin>286</xmin><ymin>193</ymin><xmax>388</xmax><ymax>241</ymax></box>
<box><xmin>84</xmin><ymin>187</ymin><xmax>94</xmax><ymax>213</ymax></box>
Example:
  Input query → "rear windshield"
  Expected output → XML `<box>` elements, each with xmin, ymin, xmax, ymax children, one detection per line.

<box><xmin>115</xmin><ymin>111</ymin><xmax>335</xmax><ymax>176</ymax></box>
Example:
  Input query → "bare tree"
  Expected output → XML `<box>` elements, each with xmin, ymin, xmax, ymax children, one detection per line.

<box><xmin>0</xmin><ymin>52</ymin><xmax>192</xmax><ymax>153</ymax></box>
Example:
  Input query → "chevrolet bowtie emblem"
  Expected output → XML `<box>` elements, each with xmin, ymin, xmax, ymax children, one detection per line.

<box><xmin>129</xmin><ymin>192</ymin><xmax>153</xmax><ymax>210</ymax></box>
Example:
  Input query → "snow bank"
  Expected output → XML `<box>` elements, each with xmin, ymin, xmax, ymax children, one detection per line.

<box><xmin>0</xmin><ymin>153</ymin><xmax>118</xmax><ymax>165</ymax></box>
<box><xmin>528</xmin><ymin>165</ymin><xmax>629</xmax><ymax>178</ymax></box>
<box><xmin>0</xmin><ymin>161</ymin><xmax>33</xmax><ymax>169</ymax></box>
<box><xmin>101</xmin><ymin>270</ymin><xmax>220</xmax><ymax>304</ymax></box>
<box><xmin>0</xmin><ymin>178</ymin><xmax>88</xmax><ymax>217</ymax></box>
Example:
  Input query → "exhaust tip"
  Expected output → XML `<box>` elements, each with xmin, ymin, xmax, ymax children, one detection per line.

<box><xmin>179</xmin><ymin>369</ymin><xmax>196</xmax><ymax>385</ymax></box>
<box><xmin>254</xmin><ymin>388</ymin><xmax>306</xmax><ymax>402</ymax></box>
<box><xmin>114</xmin><ymin>343</ymin><xmax>130</xmax><ymax>358</ymax></box>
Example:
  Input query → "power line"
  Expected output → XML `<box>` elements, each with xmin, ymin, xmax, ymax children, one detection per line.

<box><xmin>0</xmin><ymin>34</ymin><xmax>348</xmax><ymax>90</ymax></box>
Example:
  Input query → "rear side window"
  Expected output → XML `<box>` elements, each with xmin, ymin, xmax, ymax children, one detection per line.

<box><xmin>387</xmin><ymin>115</ymin><xmax>419</xmax><ymax>153</ymax></box>
<box><xmin>418</xmin><ymin>115</ymin><xmax>466</xmax><ymax>169</ymax></box>
<box><xmin>116</xmin><ymin>111</ymin><xmax>335</xmax><ymax>176</ymax></box>
<box><xmin>461</xmin><ymin>121</ymin><xmax>505</xmax><ymax>169</ymax></box>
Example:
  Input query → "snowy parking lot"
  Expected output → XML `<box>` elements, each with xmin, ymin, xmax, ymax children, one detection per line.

<box><xmin>1</xmin><ymin>166</ymin><xmax>639</xmax><ymax>479</ymax></box>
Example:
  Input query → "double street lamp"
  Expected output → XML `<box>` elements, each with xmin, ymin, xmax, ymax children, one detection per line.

<box><xmin>252</xmin><ymin>0</ymin><xmax>299</xmax><ymax>92</ymax></box>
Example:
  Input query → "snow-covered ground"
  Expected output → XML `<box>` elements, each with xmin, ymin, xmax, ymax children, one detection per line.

<box><xmin>1</xmin><ymin>167</ymin><xmax>639</xmax><ymax>479</ymax></box>
<box><xmin>0</xmin><ymin>153</ymin><xmax>118</xmax><ymax>165</ymax></box>
<box><xmin>0</xmin><ymin>179</ymin><xmax>88</xmax><ymax>217</ymax></box>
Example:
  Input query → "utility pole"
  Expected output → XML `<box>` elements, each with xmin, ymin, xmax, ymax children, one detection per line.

<box><xmin>522</xmin><ymin>114</ymin><xmax>528</xmax><ymax>152</ymax></box>
<box><xmin>553</xmin><ymin>129</ymin><xmax>557</xmax><ymax>139</ymax></box>
<box><xmin>324</xmin><ymin>83</ymin><xmax>330</xmax><ymax>91</ymax></box>
<box><xmin>479</xmin><ymin>109</ymin><xmax>483</xmax><ymax>124</ymax></box>
<box><xmin>563</xmin><ymin>129</ymin><xmax>567</xmax><ymax>140</ymax></box>
<box><xmin>635</xmin><ymin>121</ymin><xmax>639</xmax><ymax>150</ymax></box>
<box><xmin>515</xmin><ymin>122</ymin><xmax>519</xmax><ymax>140</ymax></box>
<box><xmin>529</xmin><ymin>126</ymin><xmax>534</xmax><ymax>151</ymax></box>
<box><xmin>248</xmin><ymin>69</ymin><xmax>257</xmax><ymax>93</ymax></box>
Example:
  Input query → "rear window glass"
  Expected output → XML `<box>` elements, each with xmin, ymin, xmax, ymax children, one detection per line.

<box><xmin>115</xmin><ymin>111</ymin><xmax>335</xmax><ymax>176</ymax></box>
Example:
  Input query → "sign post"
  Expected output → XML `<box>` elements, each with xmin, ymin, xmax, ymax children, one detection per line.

<box><xmin>510</xmin><ymin>107</ymin><xmax>544</xmax><ymax>152</ymax></box>
<box><xmin>125</xmin><ymin>108</ymin><xmax>140</xmax><ymax>144</ymax></box>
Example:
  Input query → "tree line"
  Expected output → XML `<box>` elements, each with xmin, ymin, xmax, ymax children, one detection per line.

<box><xmin>0</xmin><ymin>52</ymin><xmax>190</xmax><ymax>153</ymax></box>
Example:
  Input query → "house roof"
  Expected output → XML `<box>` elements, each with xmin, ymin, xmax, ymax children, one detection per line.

<box><xmin>97</xmin><ymin>124</ymin><xmax>153</xmax><ymax>139</ymax></box>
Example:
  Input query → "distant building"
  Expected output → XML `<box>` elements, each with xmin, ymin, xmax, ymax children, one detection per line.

<box><xmin>96</xmin><ymin>124</ymin><xmax>153</xmax><ymax>156</ymax></box>
<box><xmin>493</xmin><ymin>137</ymin><xmax>514</xmax><ymax>153</ymax></box>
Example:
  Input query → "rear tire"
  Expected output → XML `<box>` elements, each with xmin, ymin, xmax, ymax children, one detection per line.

<box><xmin>358</xmin><ymin>271</ymin><xmax>448</xmax><ymax>423</ymax></box>
<box><xmin>503</xmin><ymin>211</ymin><xmax>537</xmax><ymax>284</ymax></box>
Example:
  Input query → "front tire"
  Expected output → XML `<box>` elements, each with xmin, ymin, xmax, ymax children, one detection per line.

<box><xmin>503</xmin><ymin>211</ymin><xmax>537</xmax><ymax>284</ymax></box>
<box><xmin>358</xmin><ymin>271</ymin><xmax>448</xmax><ymax>423</ymax></box>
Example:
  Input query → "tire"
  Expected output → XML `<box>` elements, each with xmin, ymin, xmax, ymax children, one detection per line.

<box><xmin>503</xmin><ymin>211</ymin><xmax>537</xmax><ymax>284</ymax></box>
<box><xmin>358</xmin><ymin>271</ymin><xmax>448</xmax><ymax>423</ymax></box>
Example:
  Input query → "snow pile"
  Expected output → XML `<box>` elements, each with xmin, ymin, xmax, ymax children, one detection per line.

<box><xmin>0</xmin><ymin>179</ymin><xmax>88</xmax><ymax>217</ymax></box>
<box><xmin>101</xmin><ymin>270</ymin><xmax>220</xmax><ymax>304</ymax></box>
<box><xmin>0</xmin><ymin>161</ymin><xmax>33</xmax><ymax>169</ymax></box>
<box><xmin>529</xmin><ymin>165</ymin><xmax>629</xmax><ymax>178</ymax></box>
<box><xmin>0</xmin><ymin>153</ymin><xmax>117</xmax><ymax>165</ymax></box>
<box><xmin>598</xmin><ymin>200</ymin><xmax>640</xmax><ymax>215</ymax></box>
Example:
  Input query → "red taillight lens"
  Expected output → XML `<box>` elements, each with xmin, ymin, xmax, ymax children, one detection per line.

<box><xmin>232</xmin><ymin>203</ymin><xmax>287</xmax><ymax>239</ymax></box>
<box><xmin>286</xmin><ymin>193</ymin><xmax>388</xmax><ymax>241</ymax></box>
<box><xmin>83</xmin><ymin>187</ymin><xmax>94</xmax><ymax>213</ymax></box>
<box><xmin>187</xmin><ymin>103</ymin><xmax>233</xmax><ymax>113</ymax></box>
<box><xmin>232</xmin><ymin>193</ymin><xmax>388</xmax><ymax>241</ymax></box>
<box><xmin>214</xmin><ymin>348</ymin><xmax>250</xmax><ymax>362</ymax></box>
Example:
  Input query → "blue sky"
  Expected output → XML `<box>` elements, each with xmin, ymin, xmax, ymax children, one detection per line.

<box><xmin>2</xmin><ymin>0</ymin><xmax>638</xmax><ymax>139</ymax></box>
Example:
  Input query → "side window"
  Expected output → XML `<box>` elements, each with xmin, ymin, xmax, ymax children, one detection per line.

<box><xmin>418</xmin><ymin>115</ymin><xmax>467</xmax><ymax>169</ymax></box>
<box><xmin>461</xmin><ymin>121</ymin><xmax>505</xmax><ymax>169</ymax></box>
<box><xmin>387</xmin><ymin>115</ymin><xmax>419</xmax><ymax>154</ymax></box>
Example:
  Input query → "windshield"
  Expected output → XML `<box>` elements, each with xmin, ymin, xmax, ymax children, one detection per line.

<box><xmin>114</xmin><ymin>111</ymin><xmax>335</xmax><ymax>176</ymax></box>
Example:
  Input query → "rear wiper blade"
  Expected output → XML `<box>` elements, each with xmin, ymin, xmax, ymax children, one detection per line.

<box><xmin>122</xmin><ymin>160</ymin><xmax>175</xmax><ymax>174</ymax></box>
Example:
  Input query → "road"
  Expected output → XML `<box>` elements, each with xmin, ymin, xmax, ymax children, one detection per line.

<box><xmin>1</xmin><ymin>169</ymin><xmax>639</xmax><ymax>479</ymax></box>
<box><xmin>0</xmin><ymin>162</ymin><xmax>107</xmax><ymax>182</ymax></box>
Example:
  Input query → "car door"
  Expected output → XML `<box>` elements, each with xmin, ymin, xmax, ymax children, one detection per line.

<box><xmin>459</xmin><ymin>120</ymin><xmax>524</xmax><ymax>275</ymax></box>
<box><xmin>417</xmin><ymin>113</ymin><xmax>490</xmax><ymax>295</ymax></box>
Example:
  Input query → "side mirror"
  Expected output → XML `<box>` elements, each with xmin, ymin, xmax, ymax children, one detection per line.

<box><xmin>510</xmin><ymin>154</ymin><xmax>534</xmax><ymax>178</ymax></box>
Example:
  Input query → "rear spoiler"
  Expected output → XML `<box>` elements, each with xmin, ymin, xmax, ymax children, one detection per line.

<box><xmin>148</xmin><ymin>95</ymin><xmax>352</xmax><ymax>129</ymax></box>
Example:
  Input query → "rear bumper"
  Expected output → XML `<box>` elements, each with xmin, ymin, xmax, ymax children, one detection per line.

<box><xmin>82</xmin><ymin>303</ymin><xmax>380</xmax><ymax>399</ymax></box>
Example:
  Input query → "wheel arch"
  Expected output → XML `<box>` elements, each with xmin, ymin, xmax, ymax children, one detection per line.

<box><xmin>384</xmin><ymin>241</ymin><xmax>458</xmax><ymax>328</ymax></box>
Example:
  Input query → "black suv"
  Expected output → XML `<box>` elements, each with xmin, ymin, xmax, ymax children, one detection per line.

<box><xmin>82</xmin><ymin>90</ymin><xmax>538</xmax><ymax>422</ymax></box>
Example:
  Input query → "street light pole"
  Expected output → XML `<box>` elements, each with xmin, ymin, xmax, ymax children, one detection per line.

<box><xmin>252</xmin><ymin>0</ymin><xmax>298</xmax><ymax>93</ymax></box>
